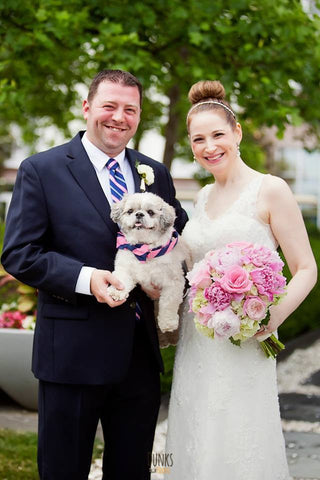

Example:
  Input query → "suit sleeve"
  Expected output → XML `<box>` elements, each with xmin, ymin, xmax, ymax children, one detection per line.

<box><xmin>1</xmin><ymin>159</ymin><xmax>83</xmax><ymax>303</ymax></box>
<box><xmin>164</xmin><ymin>166</ymin><xmax>188</xmax><ymax>234</ymax></box>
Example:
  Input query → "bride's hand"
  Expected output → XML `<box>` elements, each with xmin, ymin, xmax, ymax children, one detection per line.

<box><xmin>255</xmin><ymin>308</ymin><xmax>283</xmax><ymax>338</ymax></box>
<box><xmin>142</xmin><ymin>283</ymin><xmax>162</xmax><ymax>300</ymax></box>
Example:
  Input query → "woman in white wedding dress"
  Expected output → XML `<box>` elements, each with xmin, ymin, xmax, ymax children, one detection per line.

<box><xmin>165</xmin><ymin>80</ymin><xmax>317</xmax><ymax>480</ymax></box>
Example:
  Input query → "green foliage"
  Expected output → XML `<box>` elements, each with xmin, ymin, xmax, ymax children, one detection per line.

<box><xmin>160</xmin><ymin>346</ymin><xmax>177</xmax><ymax>394</ymax></box>
<box><xmin>0</xmin><ymin>429</ymin><xmax>103</xmax><ymax>479</ymax></box>
<box><xmin>0</xmin><ymin>222</ymin><xmax>5</xmax><ymax>252</ymax></box>
<box><xmin>278</xmin><ymin>226</ymin><xmax>320</xmax><ymax>342</ymax></box>
<box><xmin>1</xmin><ymin>0</ymin><xmax>320</xmax><ymax>170</ymax></box>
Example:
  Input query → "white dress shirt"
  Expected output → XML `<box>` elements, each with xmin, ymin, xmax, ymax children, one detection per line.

<box><xmin>75</xmin><ymin>132</ymin><xmax>135</xmax><ymax>295</ymax></box>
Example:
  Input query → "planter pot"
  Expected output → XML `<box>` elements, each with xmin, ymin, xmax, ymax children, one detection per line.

<box><xmin>0</xmin><ymin>329</ymin><xmax>38</xmax><ymax>410</ymax></box>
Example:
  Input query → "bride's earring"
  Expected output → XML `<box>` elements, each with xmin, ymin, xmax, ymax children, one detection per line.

<box><xmin>236</xmin><ymin>143</ymin><xmax>241</xmax><ymax>157</ymax></box>
<box><xmin>193</xmin><ymin>155</ymin><xmax>197</xmax><ymax>164</ymax></box>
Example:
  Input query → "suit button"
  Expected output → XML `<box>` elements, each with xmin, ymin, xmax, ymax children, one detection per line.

<box><xmin>130</xmin><ymin>302</ymin><xmax>136</xmax><ymax>309</ymax></box>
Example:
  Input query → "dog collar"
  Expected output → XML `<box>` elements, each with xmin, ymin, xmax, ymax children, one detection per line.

<box><xmin>116</xmin><ymin>230</ymin><xmax>179</xmax><ymax>263</ymax></box>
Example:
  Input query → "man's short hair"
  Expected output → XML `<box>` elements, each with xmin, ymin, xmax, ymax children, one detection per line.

<box><xmin>87</xmin><ymin>69</ymin><xmax>143</xmax><ymax>106</ymax></box>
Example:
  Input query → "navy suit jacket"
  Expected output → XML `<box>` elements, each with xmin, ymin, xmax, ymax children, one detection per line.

<box><xmin>1</xmin><ymin>132</ymin><xmax>188</xmax><ymax>385</ymax></box>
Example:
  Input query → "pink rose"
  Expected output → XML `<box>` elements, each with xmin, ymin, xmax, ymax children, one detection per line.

<box><xmin>207</xmin><ymin>307</ymin><xmax>241</xmax><ymax>338</ymax></box>
<box><xmin>219</xmin><ymin>265</ymin><xmax>252</xmax><ymax>294</ymax></box>
<box><xmin>187</xmin><ymin>263</ymin><xmax>212</xmax><ymax>288</ymax></box>
<box><xmin>243</xmin><ymin>296</ymin><xmax>267</xmax><ymax>321</ymax></box>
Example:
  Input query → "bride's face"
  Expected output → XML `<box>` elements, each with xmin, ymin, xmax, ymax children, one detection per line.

<box><xmin>189</xmin><ymin>110</ymin><xmax>242</xmax><ymax>175</ymax></box>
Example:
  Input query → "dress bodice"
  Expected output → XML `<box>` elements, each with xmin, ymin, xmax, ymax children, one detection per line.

<box><xmin>182</xmin><ymin>175</ymin><xmax>277</xmax><ymax>264</ymax></box>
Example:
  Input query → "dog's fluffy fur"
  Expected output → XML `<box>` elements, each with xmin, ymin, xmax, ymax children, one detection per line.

<box><xmin>107</xmin><ymin>192</ymin><xmax>190</xmax><ymax>332</ymax></box>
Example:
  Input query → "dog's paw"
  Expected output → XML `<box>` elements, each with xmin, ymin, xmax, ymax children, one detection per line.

<box><xmin>157</xmin><ymin>313</ymin><xmax>179</xmax><ymax>333</ymax></box>
<box><xmin>107</xmin><ymin>285</ymin><xmax>128</xmax><ymax>302</ymax></box>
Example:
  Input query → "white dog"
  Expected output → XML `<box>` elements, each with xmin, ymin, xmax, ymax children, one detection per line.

<box><xmin>107</xmin><ymin>192</ymin><xmax>190</xmax><ymax>333</ymax></box>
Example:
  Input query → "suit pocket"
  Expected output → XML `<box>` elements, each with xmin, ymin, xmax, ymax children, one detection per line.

<box><xmin>42</xmin><ymin>304</ymin><xmax>89</xmax><ymax>320</ymax></box>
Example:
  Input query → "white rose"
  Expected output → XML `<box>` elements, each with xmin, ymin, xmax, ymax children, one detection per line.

<box><xmin>137</xmin><ymin>164</ymin><xmax>155</xmax><ymax>185</ymax></box>
<box><xmin>208</xmin><ymin>307</ymin><xmax>241</xmax><ymax>339</ymax></box>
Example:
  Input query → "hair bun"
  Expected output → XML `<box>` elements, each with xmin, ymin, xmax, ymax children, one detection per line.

<box><xmin>188</xmin><ymin>80</ymin><xmax>225</xmax><ymax>105</ymax></box>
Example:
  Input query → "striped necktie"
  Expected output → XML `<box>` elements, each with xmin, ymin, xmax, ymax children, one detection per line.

<box><xmin>106</xmin><ymin>158</ymin><xmax>128</xmax><ymax>202</ymax></box>
<box><xmin>106</xmin><ymin>157</ymin><xmax>142</xmax><ymax>322</ymax></box>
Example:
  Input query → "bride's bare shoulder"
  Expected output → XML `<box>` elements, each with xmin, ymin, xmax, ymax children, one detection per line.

<box><xmin>261</xmin><ymin>174</ymin><xmax>293</xmax><ymax>198</ymax></box>
<box><xmin>260</xmin><ymin>174</ymin><xmax>297</xmax><ymax>211</ymax></box>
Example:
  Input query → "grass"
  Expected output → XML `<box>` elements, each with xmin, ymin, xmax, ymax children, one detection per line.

<box><xmin>0</xmin><ymin>429</ymin><xmax>38</xmax><ymax>479</ymax></box>
<box><xmin>0</xmin><ymin>429</ymin><xmax>103</xmax><ymax>479</ymax></box>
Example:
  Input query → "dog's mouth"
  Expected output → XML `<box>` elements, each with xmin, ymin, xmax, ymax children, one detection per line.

<box><xmin>132</xmin><ymin>222</ymin><xmax>154</xmax><ymax>230</ymax></box>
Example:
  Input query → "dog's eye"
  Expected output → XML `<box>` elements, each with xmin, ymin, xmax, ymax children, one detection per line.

<box><xmin>147</xmin><ymin>210</ymin><xmax>155</xmax><ymax>216</ymax></box>
<box><xmin>127</xmin><ymin>209</ymin><xmax>134</xmax><ymax>214</ymax></box>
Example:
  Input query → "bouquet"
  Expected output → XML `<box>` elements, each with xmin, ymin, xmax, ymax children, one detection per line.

<box><xmin>187</xmin><ymin>242</ymin><xmax>287</xmax><ymax>358</ymax></box>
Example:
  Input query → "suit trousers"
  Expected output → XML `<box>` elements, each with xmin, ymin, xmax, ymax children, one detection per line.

<box><xmin>37</xmin><ymin>320</ymin><xmax>161</xmax><ymax>480</ymax></box>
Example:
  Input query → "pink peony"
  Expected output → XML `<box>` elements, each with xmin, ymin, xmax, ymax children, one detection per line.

<box><xmin>207</xmin><ymin>307</ymin><xmax>241</xmax><ymax>338</ymax></box>
<box><xmin>204</xmin><ymin>283</ymin><xmax>232</xmax><ymax>312</ymax></box>
<box><xmin>250</xmin><ymin>266</ymin><xmax>286</xmax><ymax>301</ymax></box>
<box><xmin>219</xmin><ymin>265</ymin><xmax>252</xmax><ymax>294</ymax></box>
<box><xmin>242</xmin><ymin>245</ymin><xmax>272</xmax><ymax>267</ymax></box>
<box><xmin>217</xmin><ymin>249</ymin><xmax>243</xmax><ymax>270</ymax></box>
<box><xmin>226</xmin><ymin>242</ymin><xmax>253</xmax><ymax>250</ymax></box>
<box><xmin>187</xmin><ymin>263</ymin><xmax>212</xmax><ymax>288</ymax></box>
<box><xmin>196</xmin><ymin>312</ymin><xmax>212</xmax><ymax>326</ymax></box>
<box><xmin>243</xmin><ymin>296</ymin><xmax>267</xmax><ymax>321</ymax></box>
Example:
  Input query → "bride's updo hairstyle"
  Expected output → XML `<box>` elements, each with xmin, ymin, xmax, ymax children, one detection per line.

<box><xmin>187</xmin><ymin>80</ymin><xmax>236</xmax><ymax>132</ymax></box>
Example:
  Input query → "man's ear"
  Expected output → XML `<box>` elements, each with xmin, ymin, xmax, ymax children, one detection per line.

<box><xmin>82</xmin><ymin>99</ymin><xmax>90</xmax><ymax>119</ymax></box>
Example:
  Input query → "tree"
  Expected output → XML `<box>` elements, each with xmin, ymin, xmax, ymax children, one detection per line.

<box><xmin>1</xmin><ymin>0</ymin><xmax>320</xmax><ymax>172</ymax></box>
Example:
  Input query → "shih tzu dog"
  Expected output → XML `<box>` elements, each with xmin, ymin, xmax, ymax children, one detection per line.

<box><xmin>107</xmin><ymin>192</ymin><xmax>190</xmax><ymax>333</ymax></box>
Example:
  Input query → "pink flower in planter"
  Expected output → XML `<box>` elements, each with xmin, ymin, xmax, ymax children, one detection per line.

<box><xmin>0</xmin><ymin>311</ymin><xmax>27</xmax><ymax>329</ymax></box>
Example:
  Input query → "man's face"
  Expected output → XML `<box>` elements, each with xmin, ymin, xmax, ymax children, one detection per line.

<box><xmin>82</xmin><ymin>81</ymin><xmax>141</xmax><ymax>157</ymax></box>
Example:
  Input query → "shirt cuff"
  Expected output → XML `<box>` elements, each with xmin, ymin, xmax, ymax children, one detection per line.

<box><xmin>75</xmin><ymin>266</ymin><xmax>95</xmax><ymax>295</ymax></box>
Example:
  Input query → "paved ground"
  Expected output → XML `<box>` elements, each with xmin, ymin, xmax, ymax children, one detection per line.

<box><xmin>1</xmin><ymin>329</ymin><xmax>320</xmax><ymax>479</ymax></box>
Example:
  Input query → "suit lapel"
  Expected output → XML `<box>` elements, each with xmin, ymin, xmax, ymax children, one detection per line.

<box><xmin>126</xmin><ymin>148</ymin><xmax>142</xmax><ymax>192</ymax></box>
<box><xmin>66</xmin><ymin>133</ymin><xmax>117</xmax><ymax>235</ymax></box>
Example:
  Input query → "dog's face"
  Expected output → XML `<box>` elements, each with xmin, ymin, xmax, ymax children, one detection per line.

<box><xmin>110</xmin><ymin>192</ymin><xmax>176</xmax><ymax>245</ymax></box>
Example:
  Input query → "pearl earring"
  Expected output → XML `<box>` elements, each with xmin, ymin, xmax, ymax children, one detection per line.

<box><xmin>237</xmin><ymin>143</ymin><xmax>241</xmax><ymax>157</ymax></box>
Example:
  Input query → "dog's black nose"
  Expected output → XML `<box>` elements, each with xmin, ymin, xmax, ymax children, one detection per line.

<box><xmin>136</xmin><ymin>212</ymin><xmax>144</xmax><ymax>219</ymax></box>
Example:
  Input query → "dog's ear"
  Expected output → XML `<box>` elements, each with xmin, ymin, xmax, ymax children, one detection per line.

<box><xmin>110</xmin><ymin>196</ymin><xmax>127</xmax><ymax>223</ymax></box>
<box><xmin>159</xmin><ymin>202</ymin><xmax>176</xmax><ymax>232</ymax></box>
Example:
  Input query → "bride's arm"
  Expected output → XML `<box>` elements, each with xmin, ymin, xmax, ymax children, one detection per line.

<box><xmin>257</xmin><ymin>175</ymin><xmax>317</xmax><ymax>335</ymax></box>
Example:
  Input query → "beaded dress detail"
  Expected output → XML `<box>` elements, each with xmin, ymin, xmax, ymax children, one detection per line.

<box><xmin>165</xmin><ymin>175</ymin><xmax>291</xmax><ymax>480</ymax></box>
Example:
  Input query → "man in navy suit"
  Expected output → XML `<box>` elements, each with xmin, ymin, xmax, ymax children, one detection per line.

<box><xmin>1</xmin><ymin>69</ymin><xmax>188</xmax><ymax>479</ymax></box>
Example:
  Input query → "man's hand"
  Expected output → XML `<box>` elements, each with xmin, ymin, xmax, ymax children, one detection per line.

<box><xmin>142</xmin><ymin>283</ymin><xmax>162</xmax><ymax>300</ymax></box>
<box><xmin>90</xmin><ymin>269</ymin><xmax>126</xmax><ymax>307</ymax></box>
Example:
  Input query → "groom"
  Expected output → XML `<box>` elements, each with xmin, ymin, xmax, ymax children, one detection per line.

<box><xmin>1</xmin><ymin>69</ymin><xmax>188</xmax><ymax>479</ymax></box>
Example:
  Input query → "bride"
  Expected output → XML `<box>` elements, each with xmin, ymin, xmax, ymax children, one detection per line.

<box><xmin>165</xmin><ymin>80</ymin><xmax>317</xmax><ymax>479</ymax></box>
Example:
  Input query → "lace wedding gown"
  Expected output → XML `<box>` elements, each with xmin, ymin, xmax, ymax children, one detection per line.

<box><xmin>165</xmin><ymin>175</ymin><xmax>291</xmax><ymax>480</ymax></box>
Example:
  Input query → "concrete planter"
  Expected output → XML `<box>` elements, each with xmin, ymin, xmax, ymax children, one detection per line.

<box><xmin>0</xmin><ymin>329</ymin><xmax>38</xmax><ymax>410</ymax></box>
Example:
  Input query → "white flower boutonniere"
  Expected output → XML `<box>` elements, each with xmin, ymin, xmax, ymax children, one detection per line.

<box><xmin>135</xmin><ymin>161</ymin><xmax>155</xmax><ymax>192</ymax></box>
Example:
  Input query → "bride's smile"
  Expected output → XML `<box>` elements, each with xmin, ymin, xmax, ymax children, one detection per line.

<box><xmin>189</xmin><ymin>111</ymin><xmax>242</xmax><ymax>174</ymax></box>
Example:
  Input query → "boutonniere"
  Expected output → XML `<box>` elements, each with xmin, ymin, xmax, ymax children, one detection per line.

<box><xmin>135</xmin><ymin>161</ymin><xmax>155</xmax><ymax>192</ymax></box>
